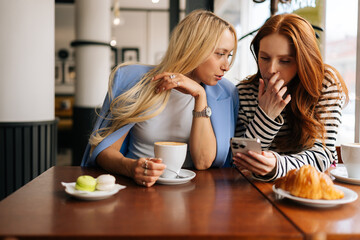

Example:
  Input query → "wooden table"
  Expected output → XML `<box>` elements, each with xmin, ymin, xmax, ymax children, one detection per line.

<box><xmin>244</xmin><ymin>172</ymin><xmax>360</xmax><ymax>240</ymax></box>
<box><xmin>0</xmin><ymin>166</ymin><xmax>301</xmax><ymax>240</ymax></box>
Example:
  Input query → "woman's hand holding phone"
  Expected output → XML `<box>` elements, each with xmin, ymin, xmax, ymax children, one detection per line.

<box><xmin>231</xmin><ymin>137</ymin><xmax>277</xmax><ymax>177</ymax></box>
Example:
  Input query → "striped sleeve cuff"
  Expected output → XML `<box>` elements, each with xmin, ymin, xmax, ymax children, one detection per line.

<box><xmin>251</xmin><ymin>151</ymin><xmax>280</xmax><ymax>182</ymax></box>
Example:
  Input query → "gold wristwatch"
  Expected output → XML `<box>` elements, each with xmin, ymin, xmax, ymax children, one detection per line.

<box><xmin>192</xmin><ymin>106</ymin><xmax>212</xmax><ymax>118</ymax></box>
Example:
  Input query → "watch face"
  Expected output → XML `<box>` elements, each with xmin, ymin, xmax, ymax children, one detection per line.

<box><xmin>205</xmin><ymin>107</ymin><xmax>212</xmax><ymax>117</ymax></box>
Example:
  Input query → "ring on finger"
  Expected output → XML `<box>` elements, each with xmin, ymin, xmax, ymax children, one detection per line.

<box><xmin>169</xmin><ymin>74</ymin><xmax>176</xmax><ymax>79</ymax></box>
<box><xmin>144</xmin><ymin>168</ymin><xmax>148</xmax><ymax>176</ymax></box>
<box><xmin>176</xmin><ymin>81</ymin><xmax>180</xmax><ymax>87</ymax></box>
<box><xmin>144</xmin><ymin>160</ymin><xmax>148</xmax><ymax>169</ymax></box>
<box><xmin>142</xmin><ymin>181</ymin><xmax>146</xmax><ymax>186</ymax></box>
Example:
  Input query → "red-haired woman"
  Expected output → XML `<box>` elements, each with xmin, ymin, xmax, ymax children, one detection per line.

<box><xmin>233</xmin><ymin>13</ymin><xmax>348</xmax><ymax>181</ymax></box>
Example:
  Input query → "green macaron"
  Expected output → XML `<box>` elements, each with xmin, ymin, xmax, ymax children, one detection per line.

<box><xmin>75</xmin><ymin>175</ymin><xmax>96</xmax><ymax>192</ymax></box>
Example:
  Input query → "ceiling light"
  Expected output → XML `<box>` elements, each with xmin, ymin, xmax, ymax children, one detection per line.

<box><xmin>113</xmin><ymin>17</ymin><xmax>121</xmax><ymax>25</ymax></box>
<box><xmin>110</xmin><ymin>39</ymin><xmax>117</xmax><ymax>47</ymax></box>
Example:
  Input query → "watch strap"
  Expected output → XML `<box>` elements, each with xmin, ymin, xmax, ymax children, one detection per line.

<box><xmin>192</xmin><ymin>106</ymin><xmax>211</xmax><ymax>118</ymax></box>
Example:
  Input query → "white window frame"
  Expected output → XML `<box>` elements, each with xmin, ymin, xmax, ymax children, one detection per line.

<box><xmin>356</xmin><ymin>1</ymin><xmax>360</xmax><ymax>142</ymax></box>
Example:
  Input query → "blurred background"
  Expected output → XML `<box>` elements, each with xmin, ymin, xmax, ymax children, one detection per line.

<box><xmin>1</xmin><ymin>0</ymin><xmax>359</xmax><ymax>199</ymax></box>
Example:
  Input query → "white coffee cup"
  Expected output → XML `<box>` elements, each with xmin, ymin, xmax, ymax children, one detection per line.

<box><xmin>341</xmin><ymin>143</ymin><xmax>360</xmax><ymax>179</ymax></box>
<box><xmin>154</xmin><ymin>141</ymin><xmax>187</xmax><ymax>178</ymax></box>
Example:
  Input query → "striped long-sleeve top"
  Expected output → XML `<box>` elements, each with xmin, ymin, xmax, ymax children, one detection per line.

<box><xmin>235</xmin><ymin>70</ymin><xmax>346</xmax><ymax>181</ymax></box>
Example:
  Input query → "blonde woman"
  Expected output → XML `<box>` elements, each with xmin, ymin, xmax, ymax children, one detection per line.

<box><xmin>81</xmin><ymin>10</ymin><xmax>239</xmax><ymax>187</ymax></box>
<box><xmin>233</xmin><ymin>14</ymin><xmax>348</xmax><ymax>181</ymax></box>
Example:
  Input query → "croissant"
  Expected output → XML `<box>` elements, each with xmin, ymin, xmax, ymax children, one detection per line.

<box><xmin>275</xmin><ymin>165</ymin><xmax>344</xmax><ymax>200</ymax></box>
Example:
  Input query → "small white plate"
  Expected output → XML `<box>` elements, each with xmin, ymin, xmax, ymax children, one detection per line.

<box><xmin>61</xmin><ymin>182</ymin><xmax>126</xmax><ymax>201</ymax></box>
<box><xmin>272</xmin><ymin>185</ymin><xmax>358</xmax><ymax>208</ymax></box>
<box><xmin>156</xmin><ymin>169</ymin><xmax>196</xmax><ymax>185</ymax></box>
<box><xmin>330</xmin><ymin>164</ymin><xmax>360</xmax><ymax>185</ymax></box>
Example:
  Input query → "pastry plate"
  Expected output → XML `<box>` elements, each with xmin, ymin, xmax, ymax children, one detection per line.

<box><xmin>157</xmin><ymin>169</ymin><xmax>196</xmax><ymax>185</ymax></box>
<box><xmin>61</xmin><ymin>182</ymin><xmax>126</xmax><ymax>201</ymax></box>
<box><xmin>330</xmin><ymin>164</ymin><xmax>360</xmax><ymax>185</ymax></box>
<box><xmin>272</xmin><ymin>185</ymin><xmax>358</xmax><ymax>208</ymax></box>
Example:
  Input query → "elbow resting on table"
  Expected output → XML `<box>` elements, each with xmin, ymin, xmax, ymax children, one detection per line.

<box><xmin>193</xmin><ymin>157</ymin><xmax>213</xmax><ymax>170</ymax></box>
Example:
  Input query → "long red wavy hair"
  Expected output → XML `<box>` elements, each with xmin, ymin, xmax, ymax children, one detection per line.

<box><xmin>246</xmin><ymin>13</ymin><xmax>348</xmax><ymax>151</ymax></box>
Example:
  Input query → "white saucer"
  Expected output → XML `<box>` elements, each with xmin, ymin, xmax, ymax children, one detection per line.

<box><xmin>273</xmin><ymin>185</ymin><xmax>358</xmax><ymax>208</ymax></box>
<box><xmin>156</xmin><ymin>169</ymin><xmax>196</xmax><ymax>185</ymax></box>
<box><xmin>330</xmin><ymin>164</ymin><xmax>360</xmax><ymax>185</ymax></box>
<box><xmin>61</xmin><ymin>182</ymin><xmax>126</xmax><ymax>201</ymax></box>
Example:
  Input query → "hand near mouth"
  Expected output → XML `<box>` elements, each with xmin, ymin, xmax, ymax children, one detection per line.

<box><xmin>258</xmin><ymin>73</ymin><xmax>291</xmax><ymax>120</ymax></box>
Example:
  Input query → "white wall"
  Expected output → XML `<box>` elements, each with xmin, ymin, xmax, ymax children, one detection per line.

<box><xmin>113</xmin><ymin>11</ymin><xmax>169</xmax><ymax>65</ymax></box>
<box><xmin>113</xmin><ymin>11</ymin><xmax>148</xmax><ymax>64</ymax></box>
<box><xmin>55</xmin><ymin>4</ymin><xmax>170</xmax><ymax>95</ymax></box>
<box><xmin>148</xmin><ymin>11</ymin><xmax>169</xmax><ymax>64</ymax></box>
<box><xmin>0</xmin><ymin>0</ymin><xmax>54</xmax><ymax>122</ymax></box>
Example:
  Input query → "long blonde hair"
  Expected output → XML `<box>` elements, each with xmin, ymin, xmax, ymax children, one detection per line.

<box><xmin>90</xmin><ymin>9</ymin><xmax>238</xmax><ymax>147</ymax></box>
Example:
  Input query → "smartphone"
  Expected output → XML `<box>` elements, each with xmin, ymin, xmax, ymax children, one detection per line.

<box><xmin>230</xmin><ymin>137</ymin><xmax>262</xmax><ymax>155</ymax></box>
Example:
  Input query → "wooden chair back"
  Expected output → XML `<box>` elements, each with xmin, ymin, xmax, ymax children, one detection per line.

<box><xmin>336</xmin><ymin>146</ymin><xmax>343</xmax><ymax>163</ymax></box>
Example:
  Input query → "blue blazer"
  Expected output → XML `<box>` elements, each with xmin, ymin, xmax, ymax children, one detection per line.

<box><xmin>81</xmin><ymin>65</ymin><xmax>239</xmax><ymax>168</ymax></box>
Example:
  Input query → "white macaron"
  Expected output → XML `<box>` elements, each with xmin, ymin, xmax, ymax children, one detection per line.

<box><xmin>96</xmin><ymin>174</ymin><xmax>116</xmax><ymax>191</ymax></box>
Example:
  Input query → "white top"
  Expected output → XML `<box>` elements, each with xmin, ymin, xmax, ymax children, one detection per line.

<box><xmin>126</xmin><ymin>89</ymin><xmax>195</xmax><ymax>168</ymax></box>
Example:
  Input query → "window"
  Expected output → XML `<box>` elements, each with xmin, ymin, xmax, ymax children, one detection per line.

<box><xmin>325</xmin><ymin>0</ymin><xmax>358</xmax><ymax>144</ymax></box>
